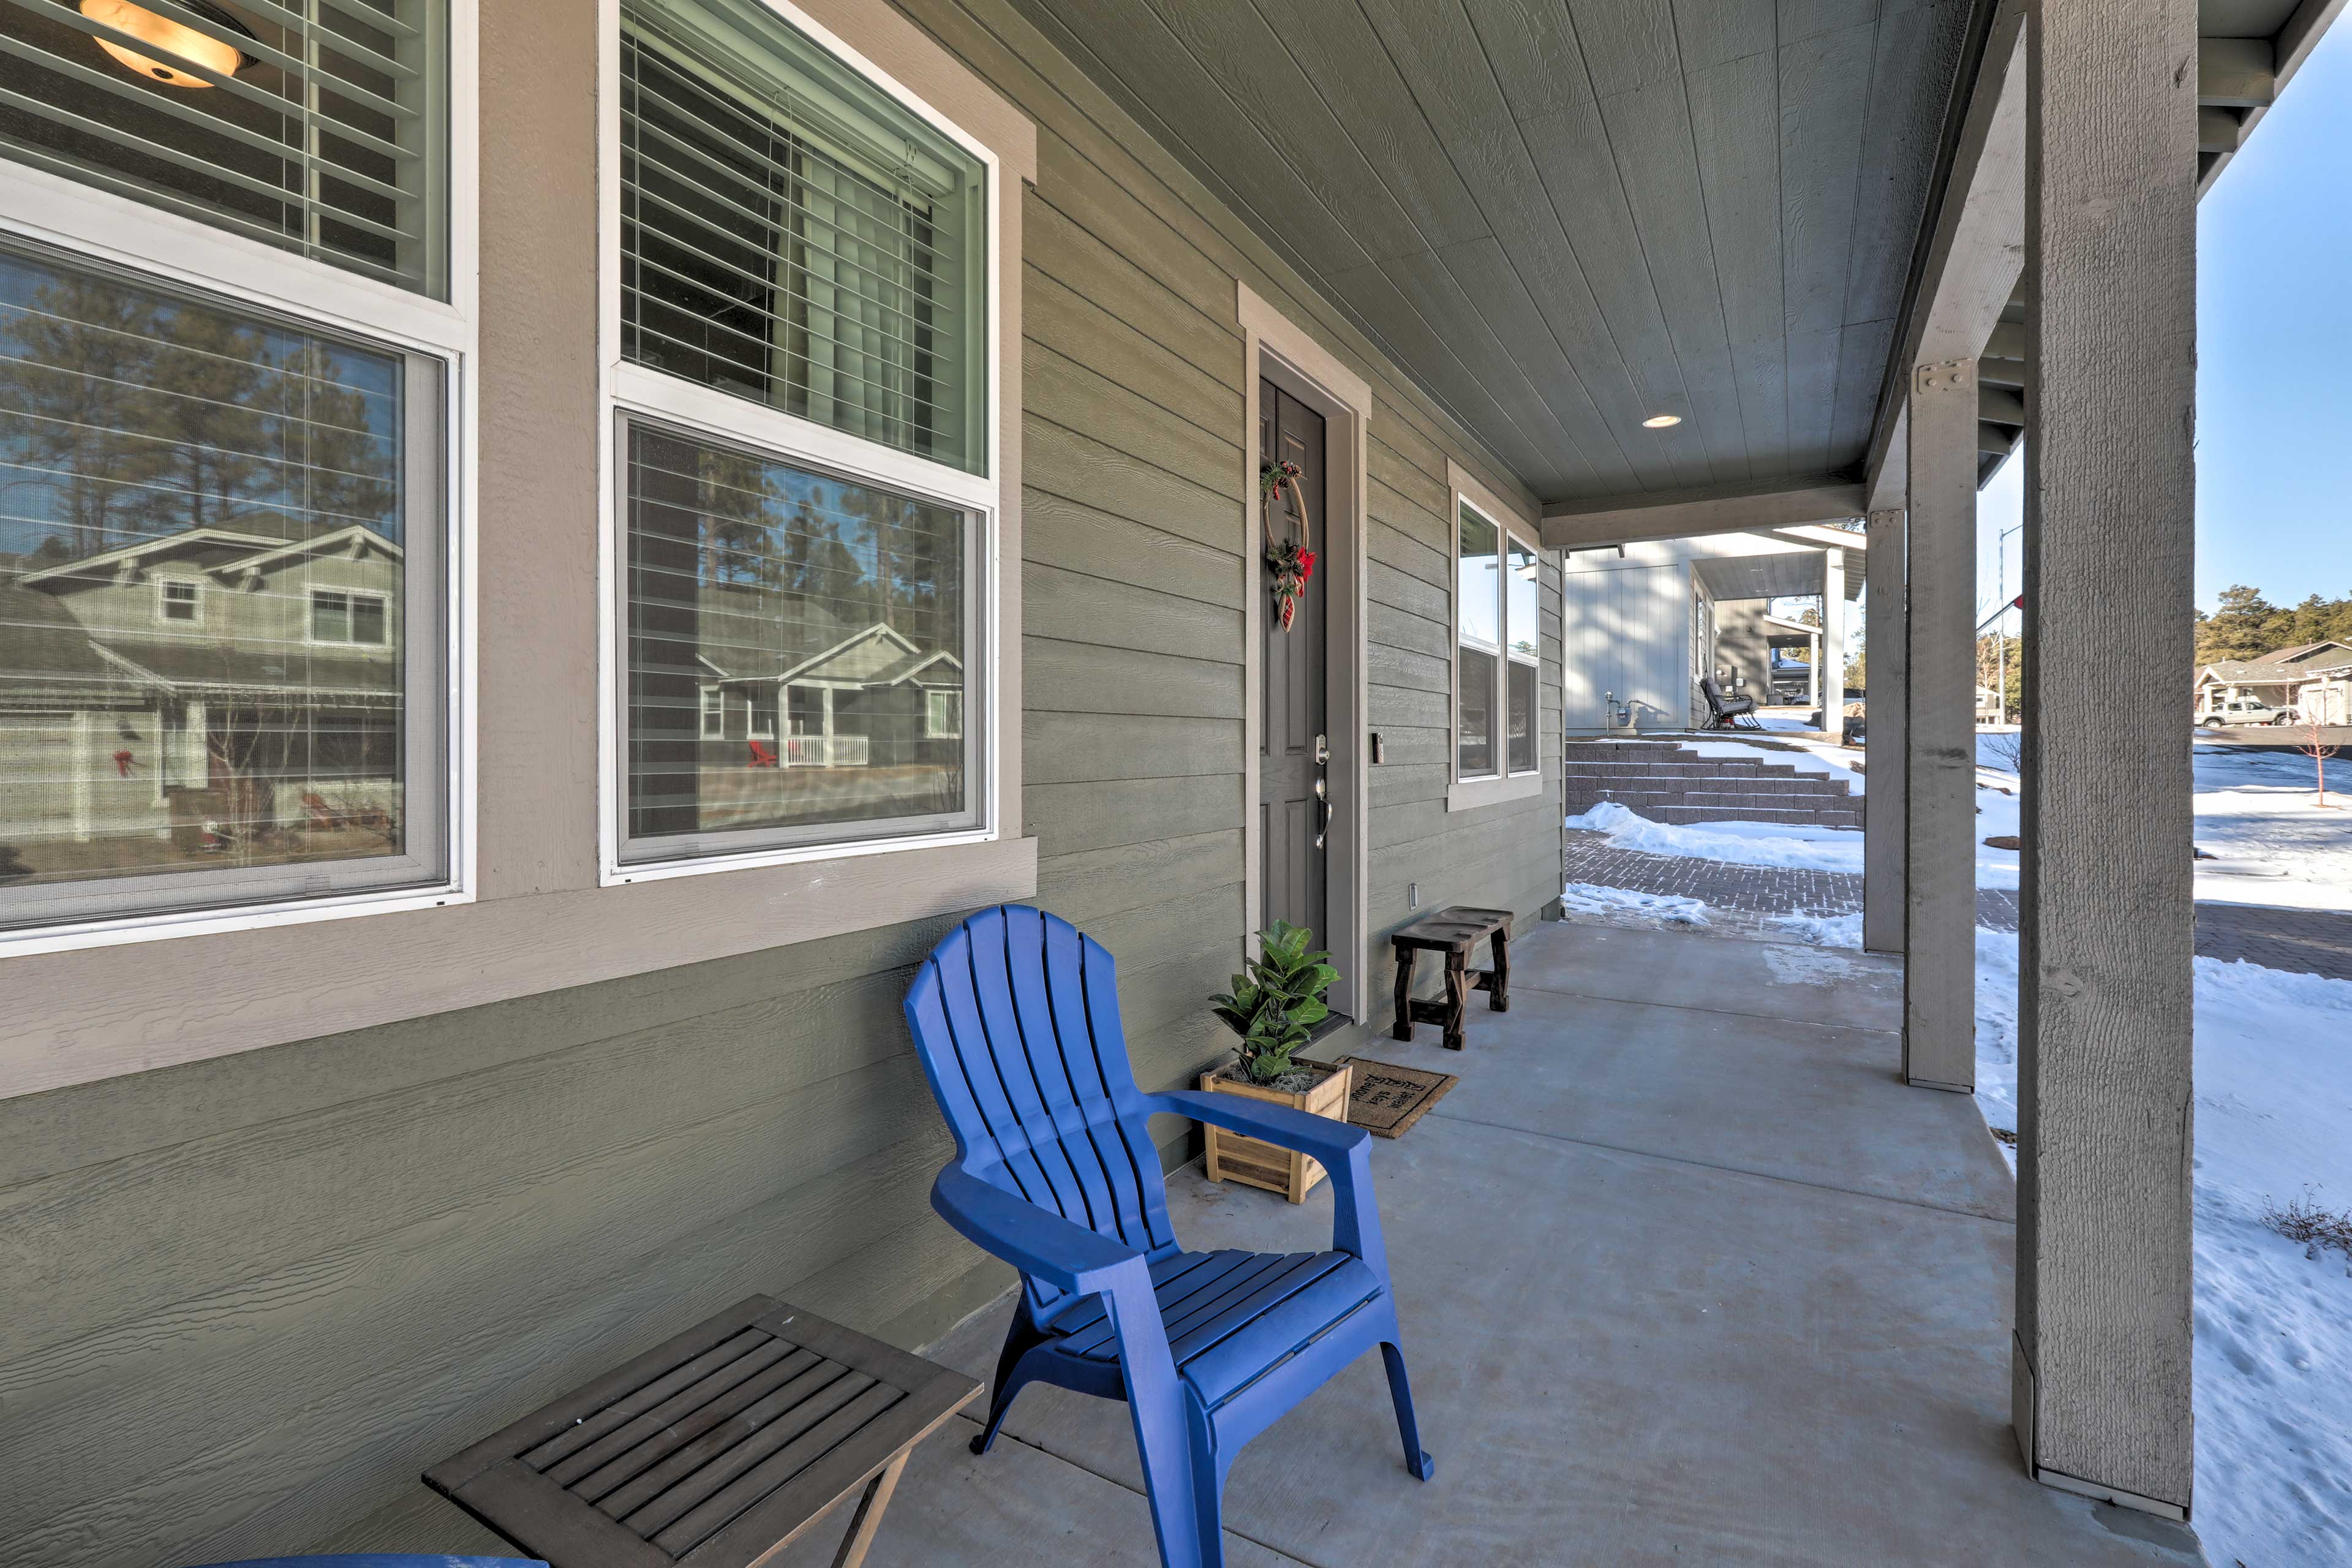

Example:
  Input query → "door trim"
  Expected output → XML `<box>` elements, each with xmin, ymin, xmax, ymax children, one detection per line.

<box><xmin>1238</xmin><ymin>281</ymin><xmax>1371</xmax><ymax>1022</ymax></box>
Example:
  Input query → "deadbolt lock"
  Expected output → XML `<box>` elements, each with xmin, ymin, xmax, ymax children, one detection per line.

<box><xmin>1314</xmin><ymin>733</ymin><xmax>1330</xmax><ymax>765</ymax></box>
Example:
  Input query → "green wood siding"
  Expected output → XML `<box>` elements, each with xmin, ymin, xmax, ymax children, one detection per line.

<box><xmin>0</xmin><ymin>0</ymin><xmax>1562</xmax><ymax>1559</ymax></box>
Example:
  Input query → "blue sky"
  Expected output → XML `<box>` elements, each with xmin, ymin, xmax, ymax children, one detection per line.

<box><xmin>1977</xmin><ymin>21</ymin><xmax>2352</xmax><ymax>627</ymax></box>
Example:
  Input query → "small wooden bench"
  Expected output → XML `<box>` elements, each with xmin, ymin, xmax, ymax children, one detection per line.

<box><xmin>425</xmin><ymin>1296</ymin><xmax>978</xmax><ymax>1568</ymax></box>
<box><xmin>1390</xmin><ymin>906</ymin><xmax>1511</xmax><ymax>1051</ymax></box>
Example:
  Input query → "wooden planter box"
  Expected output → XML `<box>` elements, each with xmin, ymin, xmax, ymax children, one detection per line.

<box><xmin>1199</xmin><ymin>1058</ymin><xmax>1353</xmax><ymax>1204</ymax></box>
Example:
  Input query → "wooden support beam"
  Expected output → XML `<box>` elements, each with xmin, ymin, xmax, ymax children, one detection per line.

<box><xmin>2013</xmin><ymin>0</ymin><xmax>2199</xmax><ymax>1522</ymax></box>
<box><xmin>1903</xmin><ymin>357</ymin><xmax>1978</xmax><ymax>1095</ymax></box>
<box><xmin>1980</xmin><ymin>386</ymin><xmax>2027</xmax><ymax>425</ymax></box>
<box><xmin>1820</xmin><ymin>548</ymin><xmax>1846</xmax><ymax>722</ymax></box>
<box><xmin>1538</xmin><ymin>475</ymin><xmax>1864</xmax><ymax>550</ymax></box>
<box><xmin>1985</xmin><ymin>319</ymin><xmax>2028</xmax><ymax>361</ymax></box>
<box><xmin>2196</xmin><ymin>105</ymin><xmax>2247</xmax><ymax>153</ymax></box>
<box><xmin>1863</xmin><ymin>7</ymin><xmax>2027</xmax><ymax>508</ymax></box>
<box><xmin>1978</xmin><ymin>421</ymin><xmax>2020</xmax><ymax>455</ymax></box>
<box><xmin>2196</xmin><ymin>37</ymin><xmax>2274</xmax><ymax>106</ymax></box>
<box><xmin>1863</xmin><ymin>509</ymin><xmax>1907</xmax><ymax>954</ymax></box>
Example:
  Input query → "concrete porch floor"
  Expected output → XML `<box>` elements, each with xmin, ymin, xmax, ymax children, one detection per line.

<box><xmin>780</xmin><ymin>921</ymin><xmax>2206</xmax><ymax>1567</ymax></box>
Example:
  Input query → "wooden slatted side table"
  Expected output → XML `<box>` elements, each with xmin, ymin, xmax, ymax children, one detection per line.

<box><xmin>1390</xmin><ymin>906</ymin><xmax>1512</xmax><ymax>1050</ymax></box>
<box><xmin>425</xmin><ymin>1297</ymin><xmax>978</xmax><ymax>1568</ymax></box>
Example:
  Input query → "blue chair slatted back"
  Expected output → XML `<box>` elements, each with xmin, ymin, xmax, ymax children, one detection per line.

<box><xmin>905</xmin><ymin>905</ymin><xmax>1177</xmax><ymax>1313</ymax></box>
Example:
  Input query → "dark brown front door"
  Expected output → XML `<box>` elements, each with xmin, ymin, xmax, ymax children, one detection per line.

<box><xmin>1261</xmin><ymin>379</ymin><xmax>1327</xmax><ymax>944</ymax></box>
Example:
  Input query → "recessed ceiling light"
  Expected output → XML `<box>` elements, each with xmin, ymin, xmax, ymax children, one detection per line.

<box><xmin>1643</xmin><ymin>414</ymin><xmax>1682</xmax><ymax>429</ymax></box>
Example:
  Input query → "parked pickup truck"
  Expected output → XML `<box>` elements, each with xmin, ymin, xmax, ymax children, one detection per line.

<box><xmin>2199</xmin><ymin>698</ymin><xmax>2298</xmax><ymax>728</ymax></box>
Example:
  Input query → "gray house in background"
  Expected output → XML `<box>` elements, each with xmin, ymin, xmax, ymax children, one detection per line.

<box><xmin>1562</xmin><ymin>526</ymin><xmax>1865</xmax><ymax>732</ymax></box>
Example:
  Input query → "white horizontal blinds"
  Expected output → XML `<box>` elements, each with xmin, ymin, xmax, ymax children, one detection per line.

<box><xmin>1506</xmin><ymin>535</ymin><xmax>1537</xmax><ymax>774</ymax></box>
<box><xmin>0</xmin><ymin>238</ymin><xmax>439</xmax><ymax>930</ymax></box>
<box><xmin>0</xmin><ymin>0</ymin><xmax>448</xmax><ymax>295</ymax></box>
<box><xmin>623</xmin><ymin>420</ymin><xmax>971</xmax><ymax>856</ymax></box>
<box><xmin>1457</xmin><ymin>502</ymin><xmax>1498</xmax><ymax>779</ymax></box>
<box><xmin>620</xmin><ymin>0</ymin><xmax>987</xmax><ymax>475</ymax></box>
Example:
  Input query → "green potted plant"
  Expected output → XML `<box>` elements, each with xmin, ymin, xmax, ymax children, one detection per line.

<box><xmin>1199</xmin><ymin>921</ymin><xmax>1354</xmax><ymax>1203</ymax></box>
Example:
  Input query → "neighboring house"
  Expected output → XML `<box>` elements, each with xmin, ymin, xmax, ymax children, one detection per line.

<box><xmin>697</xmin><ymin>621</ymin><xmax>965</xmax><ymax>771</ymax></box>
<box><xmin>2296</xmin><ymin>663</ymin><xmax>2352</xmax><ymax>726</ymax></box>
<box><xmin>1562</xmin><ymin>527</ymin><xmax>1864</xmax><ymax>732</ymax></box>
<box><xmin>2195</xmin><ymin>640</ymin><xmax>2352</xmax><ymax>717</ymax></box>
<box><xmin>0</xmin><ymin>525</ymin><xmax>403</xmax><ymax>863</ymax></box>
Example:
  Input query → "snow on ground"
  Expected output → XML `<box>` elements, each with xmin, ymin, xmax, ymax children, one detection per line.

<box><xmin>1559</xmin><ymin>881</ymin><xmax>1710</xmax><ymax>927</ymax></box>
<box><xmin>1783</xmin><ymin>911</ymin><xmax>2352</xmax><ymax>1566</ymax></box>
<box><xmin>2192</xmin><ymin>741</ymin><xmax>2352</xmax><ymax>911</ymax></box>
<box><xmin>1566</xmin><ymin>797</ymin><xmax>2022</xmax><ymax>888</ymax></box>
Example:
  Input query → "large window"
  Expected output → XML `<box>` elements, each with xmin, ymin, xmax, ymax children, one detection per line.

<box><xmin>0</xmin><ymin>238</ymin><xmax>447</xmax><ymax>934</ymax></box>
<box><xmin>1455</xmin><ymin>495</ymin><xmax>1542</xmax><ymax>786</ymax></box>
<box><xmin>611</xmin><ymin>0</ymin><xmax>995</xmax><ymax>874</ymax></box>
<box><xmin>620</xmin><ymin>0</ymin><xmax>986</xmax><ymax>474</ymax></box>
<box><xmin>0</xmin><ymin>0</ymin><xmax>451</xmax><ymax>296</ymax></box>
<box><xmin>619</xmin><ymin>420</ymin><xmax>974</xmax><ymax>860</ymax></box>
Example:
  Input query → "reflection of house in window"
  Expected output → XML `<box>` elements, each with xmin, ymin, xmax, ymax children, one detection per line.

<box><xmin>703</xmin><ymin>624</ymin><xmax>963</xmax><ymax>772</ymax></box>
<box><xmin>1</xmin><ymin>523</ymin><xmax>405</xmax><ymax>857</ymax></box>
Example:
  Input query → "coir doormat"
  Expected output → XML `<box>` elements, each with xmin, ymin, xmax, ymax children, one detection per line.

<box><xmin>1335</xmin><ymin>1057</ymin><xmax>1459</xmax><ymax>1139</ymax></box>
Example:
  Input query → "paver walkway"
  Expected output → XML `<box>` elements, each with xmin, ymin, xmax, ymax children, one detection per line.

<box><xmin>1564</xmin><ymin>829</ymin><xmax>2352</xmax><ymax>981</ymax></box>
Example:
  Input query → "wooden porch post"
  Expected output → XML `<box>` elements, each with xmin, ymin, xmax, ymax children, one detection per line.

<box><xmin>1863</xmin><ymin>510</ymin><xmax>1905</xmax><ymax>954</ymax></box>
<box><xmin>1902</xmin><ymin>356</ymin><xmax>1977</xmax><ymax>1091</ymax></box>
<box><xmin>1819</xmin><ymin>548</ymin><xmax>1845</xmax><ymax>730</ymax></box>
<box><xmin>2012</xmin><ymin>0</ymin><xmax>2198</xmax><ymax>1519</ymax></box>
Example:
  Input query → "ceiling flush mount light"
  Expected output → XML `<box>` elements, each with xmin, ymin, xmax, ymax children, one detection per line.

<box><xmin>1642</xmin><ymin>413</ymin><xmax>1683</xmax><ymax>429</ymax></box>
<box><xmin>82</xmin><ymin>0</ymin><xmax>255</xmax><ymax>88</ymax></box>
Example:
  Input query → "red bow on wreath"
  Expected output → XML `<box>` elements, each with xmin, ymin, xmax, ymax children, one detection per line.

<box><xmin>1260</xmin><ymin>459</ymin><xmax>1316</xmax><ymax>632</ymax></box>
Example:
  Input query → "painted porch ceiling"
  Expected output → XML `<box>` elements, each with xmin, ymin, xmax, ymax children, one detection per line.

<box><xmin>1695</xmin><ymin>548</ymin><xmax>1858</xmax><ymax>602</ymax></box>
<box><xmin>1012</xmin><ymin>0</ymin><xmax>1978</xmax><ymax>505</ymax></box>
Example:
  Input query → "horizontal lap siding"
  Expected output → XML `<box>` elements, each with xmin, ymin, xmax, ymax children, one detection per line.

<box><xmin>0</xmin><ymin>0</ymin><xmax>1558</xmax><ymax>1561</ymax></box>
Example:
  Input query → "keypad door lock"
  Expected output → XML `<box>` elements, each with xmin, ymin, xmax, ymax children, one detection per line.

<box><xmin>1314</xmin><ymin>733</ymin><xmax>1330</xmax><ymax>765</ymax></box>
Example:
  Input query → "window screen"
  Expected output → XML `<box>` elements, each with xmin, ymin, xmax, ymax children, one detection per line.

<box><xmin>0</xmin><ymin>0</ymin><xmax>450</xmax><ymax>295</ymax></box>
<box><xmin>0</xmin><ymin>237</ymin><xmax>445</xmax><ymax>933</ymax></box>
<box><xmin>621</xmin><ymin>418</ymin><xmax>976</xmax><ymax>860</ymax></box>
<box><xmin>620</xmin><ymin>0</ymin><xmax>987</xmax><ymax>474</ymax></box>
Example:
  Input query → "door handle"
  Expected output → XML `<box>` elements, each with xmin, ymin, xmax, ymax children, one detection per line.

<box><xmin>1314</xmin><ymin>776</ymin><xmax>1333</xmax><ymax>850</ymax></box>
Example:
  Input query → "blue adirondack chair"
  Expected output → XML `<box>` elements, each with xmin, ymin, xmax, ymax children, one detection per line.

<box><xmin>186</xmin><ymin>1558</ymin><xmax>545</xmax><ymax>1567</ymax></box>
<box><xmin>903</xmin><ymin>905</ymin><xmax>1433</xmax><ymax>1568</ymax></box>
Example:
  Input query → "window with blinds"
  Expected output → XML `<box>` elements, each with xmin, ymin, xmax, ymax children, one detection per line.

<box><xmin>620</xmin><ymin>418</ymin><xmax>976</xmax><ymax>862</ymax></box>
<box><xmin>0</xmin><ymin>0</ymin><xmax>447</xmax><ymax>295</ymax></box>
<box><xmin>620</xmin><ymin>0</ymin><xmax>987</xmax><ymax>475</ymax></box>
<box><xmin>0</xmin><ymin>235</ymin><xmax>447</xmax><ymax>933</ymax></box>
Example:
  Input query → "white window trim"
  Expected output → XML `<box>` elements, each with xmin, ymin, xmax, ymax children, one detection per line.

<box><xmin>926</xmin><ymin>688</ymin><xmax>963</xmax><ymax>740</ymax></box>
<box><xmin>155</xmin><ymin>575</ymin><xmax>203</xmax><ymax>627</ymax></box>
<box><xmin>0</xmin><ymin>3</ymin><xmax>480</xmax><ymax>959</ymax></box>
<box><xmin>1448</xmin><ymin>459</ymin><xmax>1547</xmax><ymax>812</ymax></box>
<box><xmin>595</xmin><ymin>0</ymin><xmax>1010</xmax><ymax>886</ymax></box>
<box><xmin>307</xmin><ymin>587</ymin><xmax>393</xmax><ymax>647</ymax></box>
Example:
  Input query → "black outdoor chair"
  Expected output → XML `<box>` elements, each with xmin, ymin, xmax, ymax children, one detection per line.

<box><xmin>1700</xmin><ymin>674</ymin><xmax>1762</xmax><ymax>729</ymax></box>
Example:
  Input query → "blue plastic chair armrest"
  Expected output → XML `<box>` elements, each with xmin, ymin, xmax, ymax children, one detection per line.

<box><xmin>1148</xmin><ymin>1089</ymin><xmax>1389</xmax><ymax>1275</ymax></box>
<box><xmin>932</xmin><ymin>1163</ymin><xmax>1143</xmax><ymax>1295</ymax></box>
<box><xmin>1147</xmin><ymin>1088</ymin><xmax>1369</xmax><ymax>1167</ymax></box>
